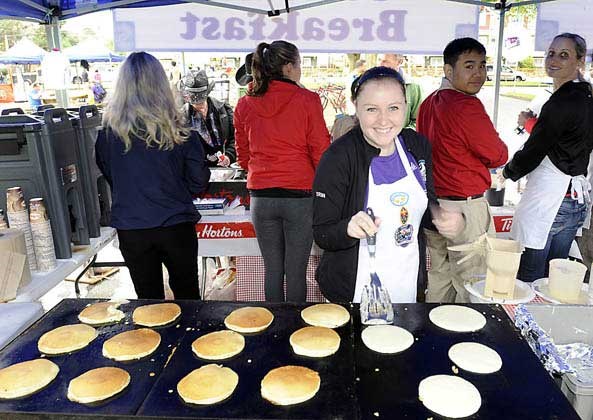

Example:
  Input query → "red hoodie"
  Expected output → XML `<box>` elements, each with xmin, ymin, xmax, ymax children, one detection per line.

<box><xmin>234</xmin><ymin>79</ymin><xmax>330</xmax><ymax>191</ymax></box>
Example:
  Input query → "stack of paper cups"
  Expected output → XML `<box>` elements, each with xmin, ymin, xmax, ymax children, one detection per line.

<box><xmin>5</xmin><ymin>187</ymin><xmax>37</xmax><ymax>271</ymax></box>
<box><xmin>29</xmin><ymin>198</ymin><xmax>57</xmax><ymax>272</ymax></box>
<box><xmin>0</xmin><ymin>209</ymin><xmax>7</xmax><ymax>230</ymax></box>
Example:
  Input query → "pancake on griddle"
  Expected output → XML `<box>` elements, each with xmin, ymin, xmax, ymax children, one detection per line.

<box><xmin>132</xmin><ymin>302</ymin><xmax>181</xmax><ymax>327</ymax></box>
<box><xmin>102</xmin><ymin>328</ymin><xmax>161</xmax><ymax>361</ymax></box>
<box><xmin>177</xmin><ymin>364</ymin><xmax>239</xmax><ymax>405</ymax></box>
<box><xmin>300</xmin><ymin>303</ymin><xmax>350</xmax><ymax>328</ymax></box>
<box><xmin>289</xmin><ymin>326</ymin><xmax>340</xmax><ymax>358</ymax></box>
<box><xmin>37</xmin><ymin>324</ymin><xmax>97</xmax><ymax>355</ymax></box>
<box><xmin>0</xmin><ymin>359</ymin><xmax>59</xmax><ymax>399</ymax></box>
<box><xmin>67</xmin><ymin>367</ymin><xmax>130</xmax><ymax>404</ymax></box>
<box><xmin>261</xmin><ymin>365</ymin><xmax>320</xmax><ymax>405</ymax></box>
<box><xmin>224</xmin><ymin>307</ymin><xmax>274</xmax><ymax>333</ymax></box>
<box><xmin>78</xmin><ymin>301</ymin><xmax>125</xmax><ymax>325</ymax></box>
<box><xmin>191</xmin><ymin>330</ymin><xmax>245</xmax><ymax>360</ymax></box>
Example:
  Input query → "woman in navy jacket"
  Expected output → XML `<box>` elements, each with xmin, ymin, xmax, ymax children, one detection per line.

<box><xmin>96</xmin><ymin>52</ymin><xmax>210</xmax><ymax>299</ymax></box>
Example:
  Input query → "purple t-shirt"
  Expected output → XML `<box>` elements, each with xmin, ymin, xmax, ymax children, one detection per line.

<box><xmin>370</xmin><ymin>137</ymin><xmax>426</xmax><ymax>189</ymax></box>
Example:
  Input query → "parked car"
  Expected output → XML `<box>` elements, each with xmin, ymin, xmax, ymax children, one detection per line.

<box><xmin>486</xmin><ymin>65</ymin><xmax>527</xmax><ymax>82</ymax></box>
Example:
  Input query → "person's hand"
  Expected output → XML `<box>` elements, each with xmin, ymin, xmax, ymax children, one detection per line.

<box><xmin>517</xmin><ymin>110</ymin><xmax>535</xmax><ymax>127</ymax></box>
<box><xmin>495</xmin><ymin>167</ymin><xmax>506</xmax><ymax>185</ymax></box>
<box><xmin>217</xmin><ymin>155</ymin><xmax>231</xmax><ymax>167</ymax></box>
<box><xmin>431</xmin><ymin>205</ymin><xmax>465</xmax><ymax>239</ymax></box>
<box><xmin>347</xmin><ymin>211</ymin><xmax>381</xmax><ymax>239</ymax></box>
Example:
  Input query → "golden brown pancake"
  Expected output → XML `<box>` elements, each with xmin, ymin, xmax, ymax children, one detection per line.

<box><xmin>261</xmin><ymin>365</ymin><xmax>320</xmax><ymax>405</ymax></box>
<box><xmin>192</xmin><ymin>330</ymin><xmax>245</xmax><ymax>360</ymax></box>
<box><xmin>38</xmin><ymin>324</ymin><xmax>97</xmax><ymax>355</ymax></box>
<box><xmin>78</xmin><ymin>302</ymin><xmax>125</xmax><ymax>325</ymax></box>
<box><xmin>67</xmin><ymin>367</ymin><xmax>130</xmax><ymax>404</ymax></box>
<box><xmin>102</xmin><ymin>328</ymin><xmax>161</xmax><ymax>361</ymax></box>
<box><xmin>132</xmin><ymin>303</ymin><xmax>181</xmax><ymax>327</ymax></box>
<box><xmin>224</xmin><ymin>307</ymin><xmax>274</xmax><ymax>333</ymax></box>
<box><xmin>0</xmin><ymin>359</ymin><xmax>59</xmax><ymax>399</ymax></box>
<box><xmin>177</xmin><ymin>364</ymin><xmax>239</xmax><ymax>405</ymax></box>
<box><xmin>300</xmin><ymin>303</ymin><xmax>350</xmax><ymax>328</ymax></box>
<box><xmin>289</xmin><ymin>326</ymin><xmax>340</xmax><ymax>358</ymax></box>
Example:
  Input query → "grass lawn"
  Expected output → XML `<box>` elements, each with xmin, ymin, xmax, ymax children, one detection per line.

<box><xmin>484</xmin><ymin>81</ymin><xmax>550</xmax><ymax>88</ymax></box>
<box><xmin>500</xmin><ymin>91</ymin><xmax>536</xmax><ymax>101</ymax></box>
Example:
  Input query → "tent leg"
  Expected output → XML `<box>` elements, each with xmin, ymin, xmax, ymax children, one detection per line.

<box><xmin>44</xmin><ymin>17</ymin><xmax>69</xmax><ymax>108</ymax></box>
<box><xmin>492</xmin><ymin>1</ymin><xmax>507</xmax><ymax>129</ymax></box>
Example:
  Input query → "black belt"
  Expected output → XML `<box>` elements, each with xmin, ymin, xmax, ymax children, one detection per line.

<box><xmin>438</xmin><ymin>194</ymin><xmax>484</xmax><ymax>201</ymax></box>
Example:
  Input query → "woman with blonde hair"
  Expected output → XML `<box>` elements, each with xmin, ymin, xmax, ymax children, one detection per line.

<box><xmin>96</xmin><ymin>52</ymin><xmax>210</xmax><ymax>299</ymax></box>
<box><xmin>503</xmin><ymin>33</ymin><xmax>593</xmax><ymax>282</ymax></box>
<box><xmin>234</xmin><ymin>40</ymin><xmax>330</xmax><ymax>302</ymax></box>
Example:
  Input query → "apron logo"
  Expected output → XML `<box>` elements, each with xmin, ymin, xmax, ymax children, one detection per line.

<box><xmin>418</xmin><ymin>159</ymin><xmax>427</xmax><ymax>183</ymax></box>
<box><xmin>390</xmin><ymin>192</ymin><xmax>409</xmax><ymax>206</ymax></box>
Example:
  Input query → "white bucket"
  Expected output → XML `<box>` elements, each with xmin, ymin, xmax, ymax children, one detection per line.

<box><xmin>549</xmin><ymin>259</ymin><xmax>587</xmax><ymax>302</ymax></box>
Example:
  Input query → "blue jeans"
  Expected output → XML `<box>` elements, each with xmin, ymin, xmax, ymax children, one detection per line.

<box><xmin>518</xmin><ymin>198</ymin><xmax>587</xmax><ymax>282</ymax></box>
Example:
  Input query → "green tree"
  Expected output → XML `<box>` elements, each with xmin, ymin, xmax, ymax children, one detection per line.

<box><xmin>482</xmin><ymin>1</ymin><xmax>537</xmax><ymax>20</ymax></box>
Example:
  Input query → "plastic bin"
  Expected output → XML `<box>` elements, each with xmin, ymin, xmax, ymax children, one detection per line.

<box><xmin>524</xmin><ymin>304</ymin><xmax>593</xmax><ymax>420</ymax></box>
<box><xmin>562</xmin><ymin>373</ymin><xmax>593</xmax><ymax>420</ymax></box>
<box><xmin>0</xmin><ymin>109</ymin><xmax>90</xmax><ymax>259</ymax></box>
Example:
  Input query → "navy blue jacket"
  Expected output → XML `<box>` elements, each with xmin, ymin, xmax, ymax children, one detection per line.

<box><xmin>95</xmin><ymin>127</ymin><xmax>210</xmax><ymax>230</ymax></box>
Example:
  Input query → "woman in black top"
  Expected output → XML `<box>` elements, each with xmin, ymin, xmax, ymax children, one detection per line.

<box><xmin>503</xmin><ymin>33</ymin><xmax>593</xmax><ymax>282</ymax></box>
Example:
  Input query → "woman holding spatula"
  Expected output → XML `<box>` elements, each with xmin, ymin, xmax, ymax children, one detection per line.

<box><xmin>313</xmin><ymin>66</ymin><xmax>464</xmax><ymax>303</ymax></box>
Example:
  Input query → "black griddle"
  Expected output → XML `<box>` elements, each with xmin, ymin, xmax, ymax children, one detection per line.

<box><xmin>0</xmin><ymin>299</ymin><xmax>580</xmax><ymax>420</ymax></box>
<box><xmin>0</xmin><ymin>299</ymin><xmax>201</xmax><ymax>418</ymax></box>
<box><xmin>354</xmin><ymin>303</ymin><xmax>579</xmax><ymax>420</ymax></box>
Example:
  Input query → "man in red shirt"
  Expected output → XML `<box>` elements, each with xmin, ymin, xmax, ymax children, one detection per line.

<box><xmin>417</xmin><ymin>38</ymin><xmax>508</xmax><ymax>302</ymax></box>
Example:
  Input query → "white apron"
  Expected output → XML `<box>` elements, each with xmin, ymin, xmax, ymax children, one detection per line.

<box><xmin>511</xmin><ymin>156</ymin><xmax>589</xmax><ymax>249</ymax></box>
<box><xmin>353</xmin><ymin>138</ymin><xmax>428</xmax><ymax>303</ymax></box>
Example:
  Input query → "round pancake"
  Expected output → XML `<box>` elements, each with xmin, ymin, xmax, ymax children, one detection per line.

<box><xmin>102</xmin><ymin>328</ymin><xmax>161</xmax><ymax>361</ymax></box>
<box><xmin>0</xmin><ymin>359</ymin><xmax>59</xmax><ymax>399</ymax></box>
<box><xmin>177</xmin><ymin>364</ymin><xmax>239</xmax><ymax>405</ymax></box>
<box><xmin>361</xmin><ymin>325</ymin><xmax>414</xmax><ymax>354</ymax></box>
<box><xmin>192</xmin><ymin>330</ymin><xmax>245</xmax><ymax>360</ymax></box>
<box><xmin>224</xmin><ymin>307</ymin><xmax>274</xmax><ymax>333</ymax></box>
<box><xmin>300</xmin><ymin>303</ymin><xmax>350</xmax><ymax>328</ymax></box>
<box><xmin>261</xmin><ymin>365</ymin><xmax>320</xmax><ymax>405</ymax></box>
<box><xmin>429</xmin><ymin>305</ymin><xmax>486</xmax><ymax>332</ymax></box>
<box><xmin>418</xmin><ymin>375</ymin><xmax>481</xmax><ymax>418</ymax></box>
<box><xmin>289</xmin><ymin>326</ymin><xmax>340</xmax><ymax>358</ymax></box>
<box><xmin>132</xmin><ymin>303</ymin><xmax>181</xmax><ymax>327</ymax></box>
<box><xmin>67</xmin><ymin>367</ymin><xmax>130</xmax><ymax>404</ymax></box>
<box><xmin>448</xmin><ymin>342</ymin><xmax>502</xmax><ymax>374</ymax></box>
<box><xmin>38</xmin><ymin>324</ymin><xmax>97</xmax><ymax>355</ymax></box>
<box><xmin>78</xmin><ymin>302</ymin><xmax>125</xmax><ymax>325</ymax></box>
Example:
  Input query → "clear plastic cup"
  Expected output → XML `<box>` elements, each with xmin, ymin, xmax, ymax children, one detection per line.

<box><xmin>548</xmin><ymin>259</ymin><xmax>587</xmax><ymax>302</ymax></box>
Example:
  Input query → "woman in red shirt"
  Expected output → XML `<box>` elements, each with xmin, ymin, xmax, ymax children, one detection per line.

<box><xmin>234</xmin><ymin>40</ymin><xmax>330</xmax><ymax>302</ymax></box>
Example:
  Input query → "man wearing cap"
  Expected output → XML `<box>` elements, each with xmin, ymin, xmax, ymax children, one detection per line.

<box><xmin>181</xmin><ymin>70</ymin><xmax>235</xmax><ymax>167</ymax></box>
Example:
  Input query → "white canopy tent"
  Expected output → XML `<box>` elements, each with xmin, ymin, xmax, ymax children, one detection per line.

<box><xmin>4</xmin><ymin>0</ymin><xmax>591</xmax><ymax>122</ymax></box>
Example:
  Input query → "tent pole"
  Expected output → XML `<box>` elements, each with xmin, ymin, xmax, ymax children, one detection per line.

<box><xmin>44</xmin><ymin>17</ymin><xmax>69</xmax><ymax>108</ymax></box>
<box><xmin>492</xmin><ymin>1</ymin><xmax>507</xmax><ymax>128</ymax></box>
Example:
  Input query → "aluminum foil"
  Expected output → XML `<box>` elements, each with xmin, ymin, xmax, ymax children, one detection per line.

<box><xmin>514</xmin><ymin>304</ymin><xmax>572</xmax><ymax>374</ymax></box>
<box><xmin>556</xmin><ymin>342</ymin><xmax>593</xmax><ymax>385</ymax></box>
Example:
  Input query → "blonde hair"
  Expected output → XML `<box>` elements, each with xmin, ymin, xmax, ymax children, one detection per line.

<box><xmin>103</xmin><ymin>52</ymin><xmax>188</xmax><ymax>152</ymax></box>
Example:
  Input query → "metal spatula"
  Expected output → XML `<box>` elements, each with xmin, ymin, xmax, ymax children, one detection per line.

<box><xmin>360</xmin><ymin>208</ymin><xmax>394</xmax><ymax>325</ymax></box>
